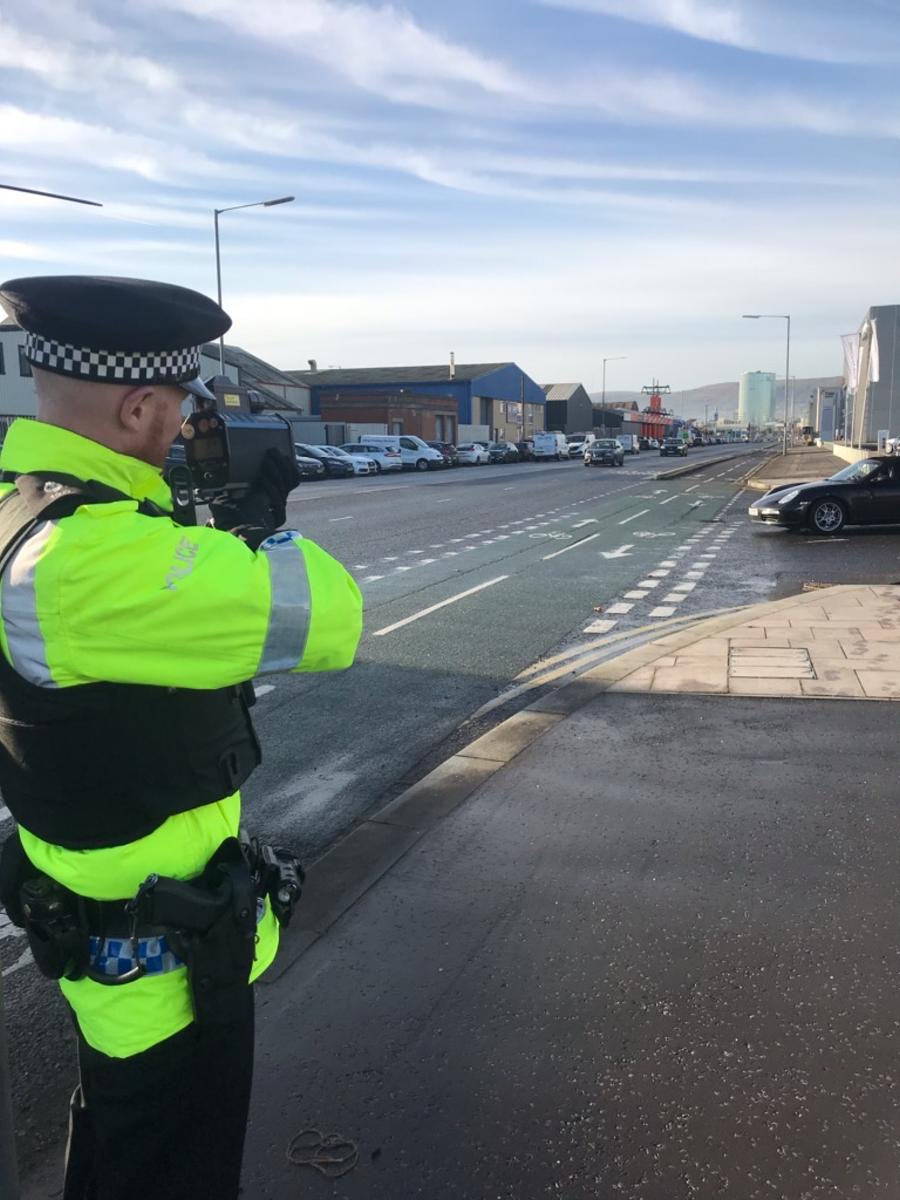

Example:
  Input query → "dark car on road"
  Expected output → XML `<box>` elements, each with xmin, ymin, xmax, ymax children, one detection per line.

<box><xmin>585</xmin><ymin>438</ymin><xmax>624</xmax><ymax>467</ymax></box>
<box><xmin>515</xmin><ymin>439</ymin><xmax>535</xmax><ymax>461</ymax></box>
<box><xmin>660</xmin><ymin>438</ymin><xmax>687</xmax><ymax>457</ymax></box>
<box><xmin>295</xmin><ymin>442</ymin><xmax>354</xmax><ymax>479</ymax></box>
<box><xmin>749</xmin><ymin>457</ymin><xmax>900</xmax><ymax>535</ymax></box>
<box><xmin>427</xmin><ymin>440</ymin><xmax>459</xmax><ymax>467</ymax></box>
<box><xmin>488</xmin><ymin>441</ymin><xmax>520</xmax><ymax>463</ymax></box>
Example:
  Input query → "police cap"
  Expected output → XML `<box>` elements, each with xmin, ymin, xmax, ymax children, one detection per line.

<box><xmin>0</xmin><ymin>275</ymin><xmax>232</xmax><ymax>401</ymax></box>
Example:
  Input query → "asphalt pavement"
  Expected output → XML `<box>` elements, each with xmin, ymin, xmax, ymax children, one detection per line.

<box><xmin>243</xmin><ymin>692</ymin><xmax>900</xmax><ymax>1199</ymax></box>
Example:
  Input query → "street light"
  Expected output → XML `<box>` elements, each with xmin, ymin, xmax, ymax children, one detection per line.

<box><xmin>213</xmin><ymin>196</ymin><xmax>294</xmax><ymax>371</ymax></box>
<box><xmin>601</xmin><ymin>355</ymin><xmax>627</xmax><ymax>408</ymax></box>
<box><xmin>742</xmin><ymin>314</ymin><xmax>791</xmax><ymax>456</ymax></box>
<box><xmin>0</xmin><ymin>183</ymin><xmax>102</xmax><ymax>207</ymax></box>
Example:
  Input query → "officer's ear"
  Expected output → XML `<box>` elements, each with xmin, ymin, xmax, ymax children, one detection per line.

<box><xmin>118</xmin><ymin>384</ymin><xmax>158</xmax><ymax>433</ymax></box>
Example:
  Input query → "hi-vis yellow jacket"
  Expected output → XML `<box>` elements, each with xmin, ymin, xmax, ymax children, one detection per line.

<box><xmin>0</xmin><ymin>418</ymin><xmax>362</xmax><ymax>1057</ymax></box>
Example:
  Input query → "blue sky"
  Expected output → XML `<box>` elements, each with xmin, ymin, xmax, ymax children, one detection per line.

<box><xmin>2</xmin><ymin>0</ymin><xmax>900</xmax><ymax>391</ymax></box>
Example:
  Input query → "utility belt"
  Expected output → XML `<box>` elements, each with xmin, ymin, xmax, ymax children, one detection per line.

<box><xmin>0</xmin><ymin>833</ymin><xmax>304</xmax><ymax>1027</ymax></box>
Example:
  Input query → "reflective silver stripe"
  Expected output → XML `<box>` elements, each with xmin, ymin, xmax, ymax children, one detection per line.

<box><xmin>1</xmin><ymin>520</ymin><xmax>57</xmax><ymax>687</ymax></box>
<box><xmin>258</xmin><ymin>542</ymin><xmax>311</xmax><ymax>673</ymax></box>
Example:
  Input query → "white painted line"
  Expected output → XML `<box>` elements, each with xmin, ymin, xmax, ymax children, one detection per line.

<box><xmin>329</xmin><ymin>515</ymin><xmax>353</xmax><ymax>522</ymax></box>
<box><xmin>573</xmin><ymin>519</ymin><xmax>599</xmax><ymax>528</ymax></box>
<box><xmin>649</xmin><ymin>606</ymin><xmax>677</xmax><ymax>617</ymax></box>
<box><xmin>649</xmin><ymin>569</ymin><xmax>670</xmax><ymax>578</ymax></box>
<box><xmin>700</xmin><ymin>553</ymin><xmax>717</xmax><ymax>559</ymax></box>
<box><xmin>661</xmin><ymin>592</ymin><xmax>687</xmax><ymax>604</ymax></box>
<box><xmin>543</xmin><ymin>532</ymin><xmax>602</xmax><ymax>561</ymax></box>
<box><xmin>420</xmin><ymin>558</ymin><xmax>437</xmax><ymax>565</ymax></box>
<box><xmin>254</xmin><ymin>684</ymin><xmax>276</xmax><ymax>697</ymax></box>
<box><xmin>352</xmin><ymin>564</ymin><xmax>370</xmax><ymax>570</ymax></box>
<box><xmin>429</xmin><ymin>544</ymin><xmax>445</xmax><ymax>549</ymax></box>
<box><xmin>660</xmin><ymin>560</ymin><xmax>677</xmax><ymax>567</ymax></box>
<box><xmin>690</xmin><ymin>563</ymin><xmax>709</xmax><ymax>571</ymax></box>
<box><xmin>435</xmin><ymin>499</ymin><xmax>453</xmax><ymax>504</ymax></box>
<box><xmin>619</xmin><ymin>509</ymin><xmax>650</xmax><ymax>525</ymax></box>
<box><xmin>685</xmin><ymin>484</ymin><xmax>700</xmax><ymax>493</ymax></box>
<box><xmin>363</xmin><ymin>574</ymin><xmax>385</xmax><ymax>582</ymax></box>
<box><xmin>373</xmin><ymin>575</ymin><xmax>509</xmax><ymax>637</ymax></box>
<box><xmin>673</xmin><ymin>581</ymin><xmax>697</xmax><ymax>592</ymax></box>
<box><xmin>606</xmin><ymin>602</ymin><xmax>634</xmax><ymax>615</ymax></box>
<box><xmin>638</xmin><ymin>579</ymin><xmax>661</xmax><ymax>589</ymax></box>
<box><xmin>584</xmin><ymin>619</ymin><xmax>618</xmax><ymax>634</ymax></box>
<box><xmin>443</xmin><ymin>551</ymin><xmax>459</xmax><ymax>557</ymax></box>
<box><xmin>409</xmin><ymin>550</ymin><xmax>424</xmax><ymax>555</ymax></box>
<box><xmin>383</xmin><ymin>556</ymin><xmax>399</xmax><ymax>561</ymax></box>
<box><xmin>396</xmin><ymin>565</ymin><xmax>414</xmax><ymax>572</ymax></box>
<box><xmin>659</xmin><ymin>494</ymin><xmax>679</xmax><ymax>505</ymax></box>
<box><xmin>624</xmin><ymin>590</ymin><xmax>649</xmax><ymax>600</ymax></box>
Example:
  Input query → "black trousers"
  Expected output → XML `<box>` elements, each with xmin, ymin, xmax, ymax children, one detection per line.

<box><xmin>63</xmin><ymin>986</ymin><xmax>255</xmax><ymax>1200</ymax></box>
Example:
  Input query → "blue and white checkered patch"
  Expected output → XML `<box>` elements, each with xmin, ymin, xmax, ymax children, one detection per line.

<box><xmin>87</xmin><ymin>935</ymin><xmax>183</xmax><ymax>978</ymax></box>
<box><xmin>87</xmin><ymin>898</ymin><xmax>267</xmax><ymax>979</ymax></box>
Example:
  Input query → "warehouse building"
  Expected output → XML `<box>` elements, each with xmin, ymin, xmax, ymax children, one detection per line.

<box><xmin>845</xmin><ymin>305</ymin><xmax>900</xmax><ymax>446</ymax></box>
<box><xmin>290</xmin><ymin>362</ymin><xmax>546</xmax><ymax>443</ymax></box>
<box><xmin>542</xmin><ymin>383</ymin><xmax>593</xmax><ymax>434</ymax></box>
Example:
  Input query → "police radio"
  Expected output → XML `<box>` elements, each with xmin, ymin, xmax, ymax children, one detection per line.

<box><xmin>167</xmin><ymin>376</ymin><xmax>296</xmax><ymax>525</ymax></box>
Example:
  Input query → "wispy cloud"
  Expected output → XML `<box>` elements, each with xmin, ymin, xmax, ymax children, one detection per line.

<box><xmin>540</xmin><ymin>0</ymin><xmax>900</xmax><ymax>64</ymax></box>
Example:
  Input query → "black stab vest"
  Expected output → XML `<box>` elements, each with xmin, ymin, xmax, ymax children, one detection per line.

<box><xmin>0</xmin><ymin>473</ymin><xmax>261</xmax><ymax>850</ymax></box>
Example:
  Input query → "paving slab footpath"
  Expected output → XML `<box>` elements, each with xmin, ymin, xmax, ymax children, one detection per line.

<box><xmin>746</xmin><ymin>445</ymin><xmax>848</xmax><ymax>492</ymax></box>
<box><xmin>240</xmin><ymin>583</ymin><xmax>900</xmax><ymax>1198</ymax></box>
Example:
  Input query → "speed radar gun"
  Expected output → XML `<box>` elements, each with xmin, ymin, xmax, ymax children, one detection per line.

<box><xmin>168</xmin><ymin>375</ymin><xmax>296</xmax><ymax>525</ymax></box>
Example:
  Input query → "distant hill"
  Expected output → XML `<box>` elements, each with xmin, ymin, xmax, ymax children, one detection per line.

<box><xmin>591</xmin><ymin>377</ymin><xmax>842</xmax><ymax>422</ymax></box>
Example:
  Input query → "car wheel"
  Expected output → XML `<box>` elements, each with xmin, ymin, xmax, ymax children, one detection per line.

<box><xmin>415</xmin><ymin>458</ymin><xmax>429</xmax><ymax>471</ymax></box>
<box><xmin>809</xmin><ymin>497</ymin><xmax>846</xmax><ymax>534</ymax></box>
<box><xmin>374</xmin><ymin>462</ymin><xmax>382</xmax><ymax>473</ymax></box>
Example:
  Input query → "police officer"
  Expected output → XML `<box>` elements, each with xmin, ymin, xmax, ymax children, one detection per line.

<box><xmin>0</xmin><ymin>276</ymin><xmax>363</xmax><ymax>1199</ymax></box>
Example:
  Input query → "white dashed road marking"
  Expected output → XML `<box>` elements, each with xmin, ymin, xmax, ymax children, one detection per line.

<box><xmin>543</xmin><ymin>533</ymin><xmax>601</xmax><ymax>561</ymax></box>
<box><xmin>373</xmin><ymin>576</ymin><xmax>509</xmax><ymax>637</ymax></box>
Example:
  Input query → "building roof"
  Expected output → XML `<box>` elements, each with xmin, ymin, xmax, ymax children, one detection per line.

<box><xmin>200</xmin><ymin>342</ymin><xmax>308</xmax><ymax>411</ymax></box>
<box><xmin>542</xmin><ymin>383</ymin><xmax>585</xmax><ymax>401</ymax></box>
<box><xmin>0</xmin><ymin>318</ymin><xmax>20</xmax><ymax>331</ymax></box>
<box><xmin>288</xmin><ymin>363</ymin><xmax>511</xmax><ymax>386</ymax></box>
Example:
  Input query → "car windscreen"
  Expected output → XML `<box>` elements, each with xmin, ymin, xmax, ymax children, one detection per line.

<box><xmin>593</xmin><ymin>441</ymin><xmax>617</xmax><ymax>448</ymax></box>
<box><xmin>829</xmin><ymin>460</ymin><xmax>882</xmax><ymax>483</ymax></box>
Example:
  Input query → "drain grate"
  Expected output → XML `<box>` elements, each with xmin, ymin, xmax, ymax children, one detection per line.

<box><xmin>729</xmin><ymin>647</ymin><xmax>815</xmax><ymax>679</ymax></box>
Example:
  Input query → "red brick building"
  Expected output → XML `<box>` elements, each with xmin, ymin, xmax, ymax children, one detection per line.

<box><xmin>317</xmin><ymin>390</ymin><xmax>458</xmax><ymax>442</ymax></box>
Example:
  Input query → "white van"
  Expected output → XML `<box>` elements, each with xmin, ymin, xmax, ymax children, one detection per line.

<box><xmin>532</xmin><ymin>431</ymin><xmax>568</xmax><ymax>461</ymax></box>
<box><xmin>358</xmin><ymin>434</ymin><xmax>444</xmax><ymax>471</ymax></box>
<box><xmin>618</xmin><ymin>434</ymin><xmax>640</xmax><ymax>455</ymax></box>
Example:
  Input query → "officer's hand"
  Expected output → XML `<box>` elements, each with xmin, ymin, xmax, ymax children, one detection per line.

<box><xmin>209</xmin><ymin>450</ymin><xmax>301</xmax><ymax>535</ymax></box>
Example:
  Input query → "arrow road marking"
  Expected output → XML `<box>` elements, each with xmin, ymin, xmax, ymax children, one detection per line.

<box><xmin>601</xmin><ymin>544</ymin><xmax>634</xmax><ymax>560</ymax></box>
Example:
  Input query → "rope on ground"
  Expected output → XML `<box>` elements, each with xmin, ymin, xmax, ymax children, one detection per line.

<box><xmin>286</xmin><ymin>1128</ymin><xmax>360</xmax><ymax>1179</ymax></box>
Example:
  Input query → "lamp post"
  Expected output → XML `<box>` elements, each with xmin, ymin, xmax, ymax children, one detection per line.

<box><xmin>601</xmin><ymin>355</ymin><xmax>626</xmax><ymax>409</ymax></box>
<box><xmin>0</xmin><ymin>181</ymin><xmax>103</xmax><ymax>1200</ymax></box>
<box><xmin>213</xmin><ymin>196</ymin><xmax>294</xmax><ymax>372</ymax></box>
<box><xmin>743</xmin><ymin>314</ymin><xmax>791</xmax><ymax>456</ymax></box>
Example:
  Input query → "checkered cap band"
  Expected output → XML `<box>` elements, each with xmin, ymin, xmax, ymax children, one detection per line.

<box><xmin>25</xmin><ymin>332</ymin><xmax>201</xmax><ymax>383</ymax></box>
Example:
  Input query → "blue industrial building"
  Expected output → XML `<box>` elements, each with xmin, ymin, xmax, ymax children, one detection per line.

<box><xmin>288</xmin><ymin>362</ymin><xmax>546</xmax><ymax>439</ymax></box>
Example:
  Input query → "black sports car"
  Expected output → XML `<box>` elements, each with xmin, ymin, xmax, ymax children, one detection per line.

<box><xmin>748</xmin><ymin>457</ymin><xmax>900</xmax><ymax>534</ymax></box>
